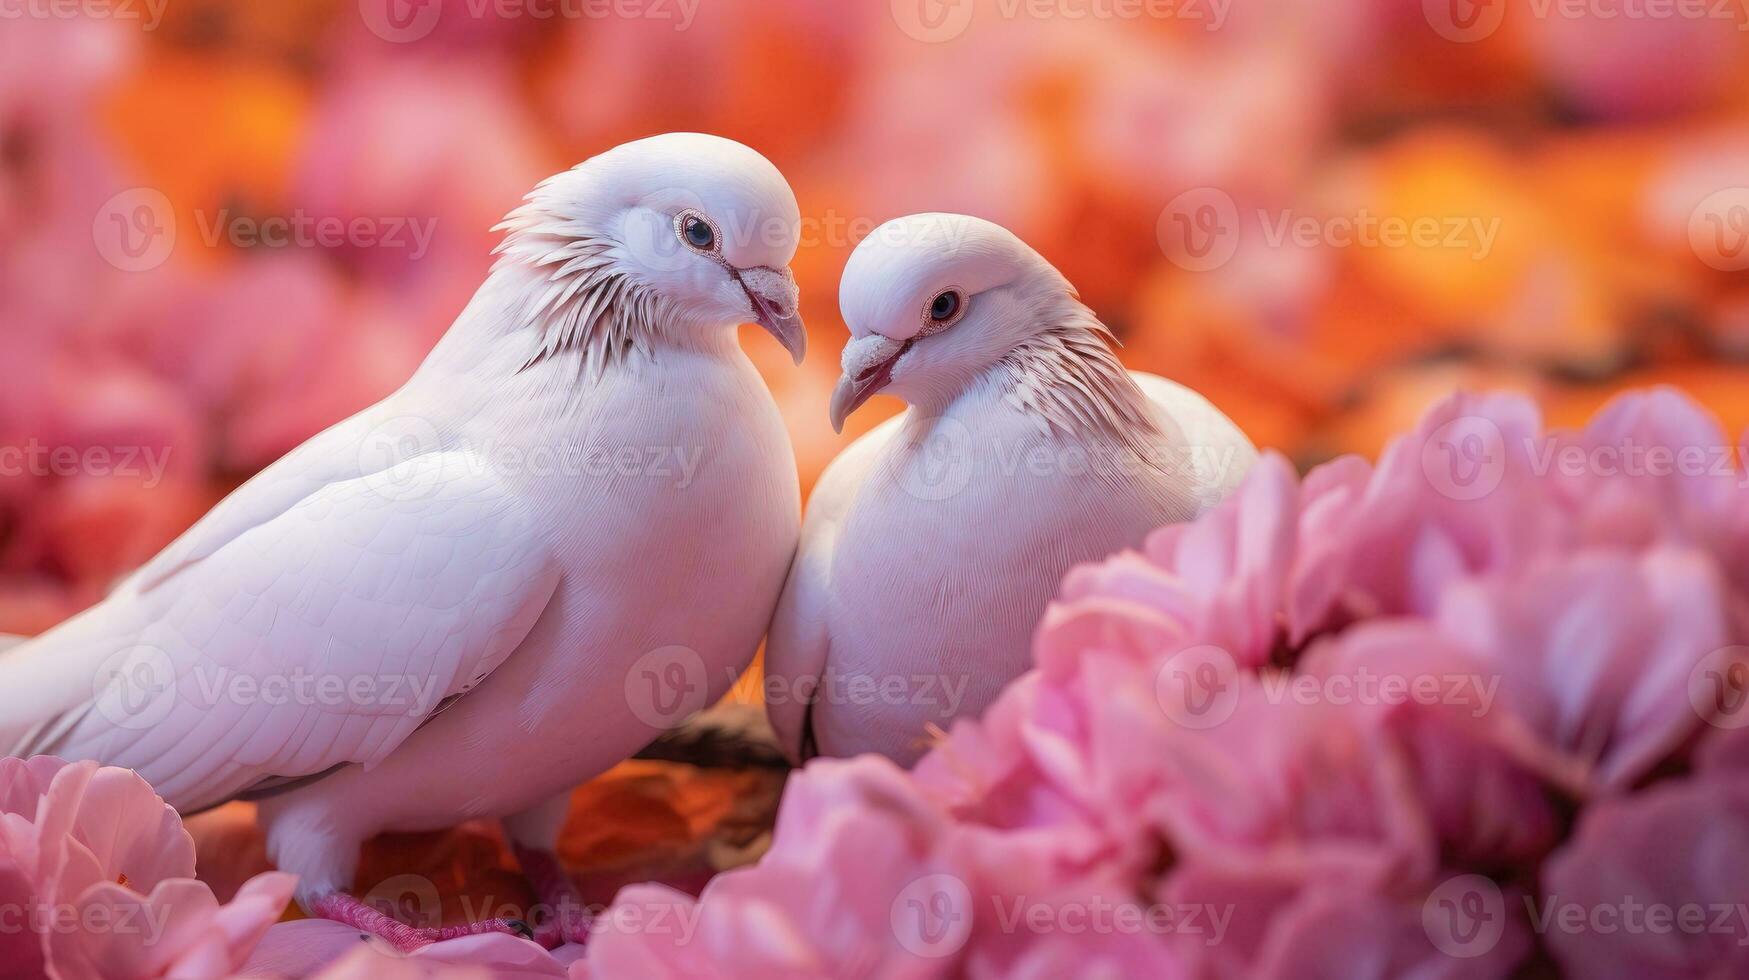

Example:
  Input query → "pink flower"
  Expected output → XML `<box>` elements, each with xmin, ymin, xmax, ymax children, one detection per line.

<box><xmin>1287</xmin><ymin>391</ymin><xmax>1556</xmax><ymax>636</ymax></box>
<box><xmin>1148</xmin><ymin>678</ymin><xmax>1436</xmax><ymax>883</ymax></box>
<box><xmin>1301</xmin><ymin>624</ymin><xmax>1562</xmax><ymax>867</ymax></box>
<box><xmin>589</xmin><ymin>757</ymin><xmax>976</xmax><ymax>979</ymax></box>
<box><xmin>0</xmin><ymin>757</ymin><xmax>295</xmax><ymax>979</ymax></box>
<box><xmin>1542</xmin><ymin>772</ymin><xmax>1749</xmax><ymax>978</ymax></box>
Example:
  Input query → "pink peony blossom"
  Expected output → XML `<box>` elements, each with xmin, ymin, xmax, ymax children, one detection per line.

<box><xmin>0</xmin><ymin>757</ymin><xmax>295</xmax><ymax>979</ymax></box>
<box><xmin>588</xmin><ymin>757</ymin><xmax>976</xmax><ymax>979</ymax></box>
<box><xmin>1542</xmin><ymin>772</ymin><xmax>1749</xmax><ymax>978</ymax></box>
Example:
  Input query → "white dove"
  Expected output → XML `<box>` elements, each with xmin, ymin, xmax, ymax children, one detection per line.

<box><xmin>765</xmin><ymin>213</ymin><xmax>1256</xmax><ymax>766</ymax></box>
<box><xmin>0</xmin><ymin>133</ymin><xmax>806</xmax><ymax>948</ymax></box>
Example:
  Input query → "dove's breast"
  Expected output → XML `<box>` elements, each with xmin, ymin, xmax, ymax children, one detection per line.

<box><xmin>812</xmin><ymin>400</ymin><xmax>1204</xmax><ymax>764</ymax></box>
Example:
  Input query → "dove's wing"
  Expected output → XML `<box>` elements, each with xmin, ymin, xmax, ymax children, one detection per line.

<box><xmin>765</xmin><ymin>416</ymin><xmax>902</xmax><ymax>763</ymax></box>
<box><xmin>0</xmin><ymin>451</ymin><xmax>561</xmax><ymax>813</ymax></box>
<box><xmin>123</xmin><ymin>406</ymin><xmax>408</xmax><ymax>595</ymax></box>
<box><xmin>1132</xmin><ymin>371</ymin><xmax>1258</xmax><ymax>507</ymax></box>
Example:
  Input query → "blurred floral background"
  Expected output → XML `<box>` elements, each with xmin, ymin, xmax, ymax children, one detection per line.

<box><xmin>3</xmin><ymin>0</ymin><xmax>1749</xmax><ymax>927</ymax></box>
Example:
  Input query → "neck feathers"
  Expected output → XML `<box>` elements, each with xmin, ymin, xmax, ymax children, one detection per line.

<box><xmin>998</xmin><ymin>307</ymin><xmax>1160</xmax><ymax>450</ymax></box>
<box><xmin>489</xmin><ymin>196</ymin><xmax>668</xmax><ymax>377</ymax></box>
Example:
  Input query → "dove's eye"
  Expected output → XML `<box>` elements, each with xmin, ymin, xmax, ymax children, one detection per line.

<box><xmin>677</xmin><ymin>211</ymin><xmax>719</xmax><ymax>254</ymax></box>
<box><xmin>924</xmin><ymin>289</ymin><xmax>965</xmax><ymax>331</ymax></box>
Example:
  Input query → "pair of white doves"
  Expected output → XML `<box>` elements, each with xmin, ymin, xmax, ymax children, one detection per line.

<box><xmin>0</xmin><ymin>134</ymin><xmax>1255</xmax><ymax>948</ymax></box>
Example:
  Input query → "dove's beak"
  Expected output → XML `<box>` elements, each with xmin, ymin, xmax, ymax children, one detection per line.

<box><xmin>829</xmin><ymin>335</ymin><xmax>912</xmax><ymax>434</ymax></box>
<box><xmin>735</xmin><ymin>266</ymin><xmax>807</xmax><ymax>365</ymax></box>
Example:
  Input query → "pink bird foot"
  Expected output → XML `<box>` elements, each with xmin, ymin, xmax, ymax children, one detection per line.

<box><xmin>311</xmin><ymin>892</ymin><xmax>534</xmax><ymax>953</ymax></box>
<box><xmin>514</xmin><ymin>843</ymin><xmax>594</xmax><ymax>948</ymax></box>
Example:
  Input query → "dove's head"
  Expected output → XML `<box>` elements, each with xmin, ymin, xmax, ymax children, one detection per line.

<box><xmin>500</xmin><ymin>133</ymin><xmax>806</xmax><ymax>363</ymax></box>
<box><xmin>830</xmin><ymin>213</ymin><xmax>1078</xmax><ymax>431</ymax></box>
